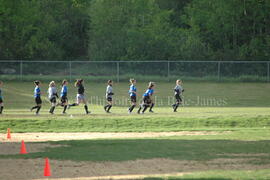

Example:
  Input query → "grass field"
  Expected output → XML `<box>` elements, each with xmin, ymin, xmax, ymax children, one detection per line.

<box><xmin>0</xmin><ymin>81</ymin><xmax>270</xmax><ymax>179</ymax></box>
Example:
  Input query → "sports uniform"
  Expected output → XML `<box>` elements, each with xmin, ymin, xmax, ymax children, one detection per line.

<box><xmin>69</xmin><ymin>81</ymin><xmax>90</xmax><ymax>114</ymax></box>
<box><xmin>137</xmin><ymin>88</ymin><xmax>154</xmax><ymax>114</ymax></box>
<box><xmin>104</xmin><ymin>84</ymin><xmax>114</xmax><ymax>113</ymax></box>
<box><xmin>60</xmin><ymin>85</ymin><xmax>68</xmax><ymax>114</ymax></box>
<box><xmin>31</xmin><ymin>84</ymin><xmax>42</xmax><ymax>115</ymax></box>
<box><xmin>128</xmin><ymin>84</ymin><xmax>137</xmax><ymax>113</ymax></box>
<box><xmin>172</xmin><ymin>84</ymin><xmax>184</xmax><ymax>112</ymax></box>
<box><xmin>48</xmin><ymin>86</ymin><xmax>58</xmax><ymax>114</ymax></box>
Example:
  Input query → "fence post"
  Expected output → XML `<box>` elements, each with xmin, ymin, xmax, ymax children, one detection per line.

<box><xmin>117</xmin><ymin>62</ymin><xmax>120</xmax><ymax>83</ymax></box>
<box><xmin>69</xmin><ymin>61</ymin><xmax>72</xmax><ymax>82</ymax></box>
<box><xmin>167</xmin><ymin>61</ymin><xmax>170</xmax><ymax>81</ymax></box>
<box><xmin>217</xmin><ymin>61</ymin><xmax>221</xmax><ymax>81</ymax></box>
<box><xmin>20</xmin><ymin>61</ymin><xmax>23</xmax><ymax>80</ymax></box>
<box><xmin>267</xmin><ymin>62</ymin><xmax>269</xmax><ymax>82</ymax></box>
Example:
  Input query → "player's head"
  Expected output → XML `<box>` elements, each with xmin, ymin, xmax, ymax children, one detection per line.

<box><xmin>62</xmin><ymin>79</ymin><xmax>68</xmax><ymax>86</ymax></box>
<box><xmin>130</xmin><ymin>78</ymin><xmax>136</xmax><ymax>84</ymax></box>
<box><xmin>34</xmin><ymin>80</ymin><xmax>40</xmax><ymax>86</ymax></box>
<box><xmin>176</xmin><ymin>79</ymin><xmax>182</xmax><ymax>85</ymax></box>
<box><xmin>49</xmin><ymin>81</ymin><xmax>55</xmax><ymax>87</ymax></box>
<box><xmin>148</xmin><ymin>82</ymin><xmax>155</xmax><ymax>89</ymax></box>
<box><xmin>0</xmin><ymin>81</ymin><xmax>3</xmax><ymax>87</ymax></box>
<box><xmin>108</xmin><ymin>80</ymin><xmax>113</xmax><ymax>86</ymax></box>
<box><xmin>75</xmin><ymin>79</ymin><xmax>83</xmax><ymax>87</ymax></box>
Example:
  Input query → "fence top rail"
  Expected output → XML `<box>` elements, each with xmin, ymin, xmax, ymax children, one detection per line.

<box><xmin>0</xmin><ymin>60</ymin><xmax>269</xmax><ymax>63</ymax></box>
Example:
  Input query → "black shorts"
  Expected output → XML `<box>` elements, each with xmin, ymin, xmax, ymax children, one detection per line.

<box><xmin>107</xmin><ymin>97</ymin><xmax>112</xmax><ymax>102</ymax></box>
<box><xmin>61</xmin><ymin>96</ymin><xmax>68</xmax><ymax>104</ymax></box>
<box><xmin>175</xmin><ymin>94</ymin><xmax>182</xmax><ymax>103</ymax></box>
<box><xmin>35</xmin><ymin>97</ymin><xmax>42</xmax><ymax>104</ymax></box>
<box><xmin>50</xmin><ymin>97</ymin><xmax>57</xmax><ymax>104</ymax></box>
<box><xmin>143</xmin><ymin>96</ymin><xmax>152</xmax><ymax>104</ymax></box>
<box><xmin>130</xmin><ymin>96</ymin><xmax>136</xmax><ymax>103</ymax></box>
<box><xmin>0</xmin><ymin>97</ymin><xmax>3</xmax><ymax>103</ymax></box>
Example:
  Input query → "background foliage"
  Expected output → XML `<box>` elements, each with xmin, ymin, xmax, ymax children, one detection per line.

<box><xmin>0</xmin><ymin>0</ymin><xmax>269</xmax><ymax>61</ymax></box>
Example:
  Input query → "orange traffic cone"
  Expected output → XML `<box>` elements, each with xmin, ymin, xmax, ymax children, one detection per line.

<box><xmin>20</xmin><ymin>140</ymin><xmax>28</xmax><ymax>154</ymax></box>
<box><xmin>7</xmin><ymin>128</ymin><xmax>11</xmax><ymax>139</ymax></box>
<box><xmin>44</xmin><ymin>157</ymin><xmax>51</xmax><ymax>177</ymax></box>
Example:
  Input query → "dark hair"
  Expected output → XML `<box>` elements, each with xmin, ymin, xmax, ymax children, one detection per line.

<box><xmin>107</xmin><ymin>80</ymin><xmax>112</xmax><ymax>84</ymax></box>
<box><xmin>75</xmin><ymin>79</ymin><xmax>83</xmax><ymax>87</ymax></box>
<box><xmin>34</xmin><ymin>80</ymin><xmax>40</xmax><ymax>85</ymax></box>
<box><xmin>130</xmin><ymin>79</ymin><xmax>135</xmax><ymax>84</ymax></box>
<box><xmin>62</xmin><ymin>79</ymin><xmax>67</xmax><ymax>86</ymax></box>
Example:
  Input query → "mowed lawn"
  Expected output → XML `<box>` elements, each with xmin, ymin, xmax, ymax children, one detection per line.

<box><xmin>0</xmin><ymin>81</ymin><xmax>270</xmax><ymax>179</ymax></box>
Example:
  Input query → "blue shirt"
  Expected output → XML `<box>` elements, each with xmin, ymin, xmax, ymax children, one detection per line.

<box><xmin>34</xmin><ymin>86</ymin><xmax>41</xmax><ymax>98</ymax></box>
<box><xmin>0</xmin><ymin>88</ymin><xmax>2</xmax><ymax>98</ymax></box>
<box><xmin>143</xmin><ymin>88</ymin><xmax>154</xmax><ymax>97</ymax></box>
<box><xmin>129</xmin><ymin>85</ymin><xmax>137</xmax><ymax>97</ymax></box>
<box><xmin>61</xmin><ymin>85</ymin><xmax>68</xmax><ymax>97</ymax></box>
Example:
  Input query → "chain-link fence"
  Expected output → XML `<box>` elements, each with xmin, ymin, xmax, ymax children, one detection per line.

<box><xmin>0</xmin><ymin>60</ymin><xmax>269</xmax><ymax>82</ymax></box>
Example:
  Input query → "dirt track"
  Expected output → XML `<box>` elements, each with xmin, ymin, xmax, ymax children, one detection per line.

<box><xmin>0</xmin><ymin>131</ymin><xmax>228</xmax><ymax>142</ymax></box>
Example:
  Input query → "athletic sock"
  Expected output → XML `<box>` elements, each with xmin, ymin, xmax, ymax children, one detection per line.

<box><xmin>84</xmin><ymin>105</ymin><xmax>89</xmax><ymax>113</ymax></box>
<box><xmin>137</xmin><ymin>105</ymin><xmax>142</xmax><ymax>113</ymax></box>
<box><xmin>107</xmin><ymin>105</ymin><xmax>112</xmax><ymax>112</ymax></box>
<box><xmin>174</xmin><ymin>104</ymin><xmax>179</xmax><ymax>112</ymax></box>
<box><xmin>142</xmin><ymin>105</ymin><xmax>148</xmax><ymax>113</ymax></box>
<box><xmin>51</xmin><ymin>106</ymin><xmax>56</xmax><ymax>113</ymax></box>
<box><xmin>149</xmin><ymin>103</ymin><xmax>155</xmax><ymax>111</ymax></box>
<box><xmin>69</xmin><ymin>103</ymin><xmax>77</xmax><ymax>107</ymax></box>
<box><xmin>0</xmin><ymin>106</ymin><xmax>3</xmax><ymax>114</ymax></box>
<box><xmin>31</xmin><ymin>106</ymin><xmax>39</xmax><ymax>110</ymax></box>
<box><xmin>63</xmin><ymin>105</ymin><xmax>67</xmax><ymax>113</ymax></box>
<box><xmin>36</xmin><ymin>106</ymin><xmax>41</xmax><ymax>114</ymax></box>
<box><xmin>129</xmin><ymin>105</ymin><xmax>135</xmax><ymax>112</ymax></box>
<box><xmin>104</xmin><ymin>104</ymin><xmax>109</xmax><ymax>111</ymax></box>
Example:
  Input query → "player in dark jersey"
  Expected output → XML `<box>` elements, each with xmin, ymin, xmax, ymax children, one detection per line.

<box><xmin>128</xmin><ymin>79</ymin><xmax>137</xmax><ymax>114</ymax></box>
<box><xmin>68</xmin><ymin>79</ymin><xmax>90</xmax><ymax>114</ymax></box>
<box><xmin>60</xmin><ymin>80</ymin><xmax>69</xmax><ymax>114</ymax></box>
<box><xmin>104</xmin><ymin>80</ymin><xmax>114</xmax><ymax>113</ymax></box>
<box><xmin>0</xmin><ymin>81</ymin><xmax>4</xmax><ymax>114</ymax></box>
<box><xmin>137</xmin><ymin>82</ymin><xmax>155</xmax><ymax>114</ymax></box>
<box><xmin>30</xmin><ymin>80</ymin><xmax>42</xmax><ymax>115</ymax></box>
<box><xmin>172</xmin><ymin>80</ymin><xmax>184</xmax><ymax>112</ymax></box>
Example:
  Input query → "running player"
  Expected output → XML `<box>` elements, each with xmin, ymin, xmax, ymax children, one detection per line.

<box><xmin>60</xmin><ymin>80</ymin><xmax>69</xmax><ymax>114</ymax></box>
<box><xmin>137</xmin><ymin>82</ymin><xmax>155</xmax><ymax>114</ymax></box>
<box><xmin>172</xmin><ymin>79</ymin><xmax>184</xmax><ymax>112</ymax></box>
<box><xmin>0</xmin><ymin>81</ymin><xmax>4</xmax><ymax>114</ymax></box>
<box><xmin>128</xmin><ymin>79</ymin><xmax>137</xmax><ymax>114</ymax></box>
<box><xmin>68</xmin><ymin>79</ymin><xmax>90</xmax><ymax>114</ymax></box>
<box><xmin>48</xmin><ymin>81</ymin><xmax>58</xmax><ymax>114</ymax></box>
<box><xmin>31</xmin><ymin>80</ymin><xmax>42</xmax><ymax>115</ymax></box>
<box><xmin>104</xmin><ymin>80</ymin><xmax>114</xmax><ymax>113</ymax></box>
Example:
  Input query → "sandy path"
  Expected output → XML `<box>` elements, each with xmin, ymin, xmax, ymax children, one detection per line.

<box><xmin>0</xmin><ymin>131</ymin><xmax>227</xmax><ymax>142</ymax></box>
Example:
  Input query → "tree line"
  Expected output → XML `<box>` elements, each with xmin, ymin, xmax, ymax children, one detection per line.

<box><xmin>0</xmin><ymin>0</ymin><xmax>269</xmax><ymax>61</ymax></box>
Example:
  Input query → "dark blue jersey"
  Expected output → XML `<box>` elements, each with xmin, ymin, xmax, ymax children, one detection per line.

<box><xmin>34</xmin><ymin>86</ymin><xmax>41</xmax><ymax>98</ymax></box>
<box><xmin>61</xmin><ymin>85</ymin><xmax>68</xmax><ymax>97</ymax></box>
<box><xmin>0</xmin><ymin>88</ymin><xmax>2</xmax><ymax>98</ymax></box>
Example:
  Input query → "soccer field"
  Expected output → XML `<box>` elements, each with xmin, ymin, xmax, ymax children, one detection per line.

<box><xmin>0</xmin><ymin>82</ymin><xmax>270</xmax><ymax>179</ymax></box>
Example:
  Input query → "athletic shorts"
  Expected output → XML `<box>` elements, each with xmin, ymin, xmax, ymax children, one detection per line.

<box><xmin>49</xmin><ymin>97</ymin><xmax>57</xmax><ymax>104</ymax></box>
<box><xmin>61</xmin><ymin>96</ymin><xmax>68</xmax><ymax>104</ymax></box>
<box><xmin>175</xmin><ymin>94</ymin><xmax>182</xmax><ymax>103</ymax></box>
<box><xmin>35</xmin><ymin>97</ymin><xmax>42</xmax><ymax>104</ymax></box>
<box><xmin>143</xmin><ymin>96</ymin><xmax>151</xmax><ymax>105</ymax></box>
<box><xmin>130</xmin><ymin>96</ymin><xmax>136</xmax><ymax>103</ymax></box>
<box><xmin>107</xmin><ymin>96</ymin><xmax>112</xmax><ymax>102</ymax></box>
<box><xmin>0</xmin><ymin>97</ymin><xmax>3</xmax><ymax>103</ymax></box>
<box><xmin>77</xmin><ymin>94</ymin><xmax>86</xmax><ymax>103</ymax></box>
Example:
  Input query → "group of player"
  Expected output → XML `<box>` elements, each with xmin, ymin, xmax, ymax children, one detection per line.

<box><xmin>0</xmin><ymin>79</ymin><xmax>184</xmax><ymax>115</ymax></box>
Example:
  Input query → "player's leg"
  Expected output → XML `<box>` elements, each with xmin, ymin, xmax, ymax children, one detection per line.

<box><xmin>128</xmin><ymin>96</ymin><xmax>136</xmax><ymax>113</ymax></box>
<box><xmin>0</xmin><ymin>102</ymin><xmax>3</xmax><ymax>114</ymax></box>
<box><xmin>106</xmin><ymin>98</ymin><xmax>112</xmax><ymax>113</ymax></box>
<box><xmin>49</xmin><ymin>98</ymin><xmax>56</xmax><ymax>114</ymax></box>
<box><xmin>36</xmin><ymin>97</ymin><xmax>42</xmax><ymax>115</ymax></box>
<box><xmin>82</xmin><ymin>96</ymin><xmax>90</xmax><ymax>114</ymax></box>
